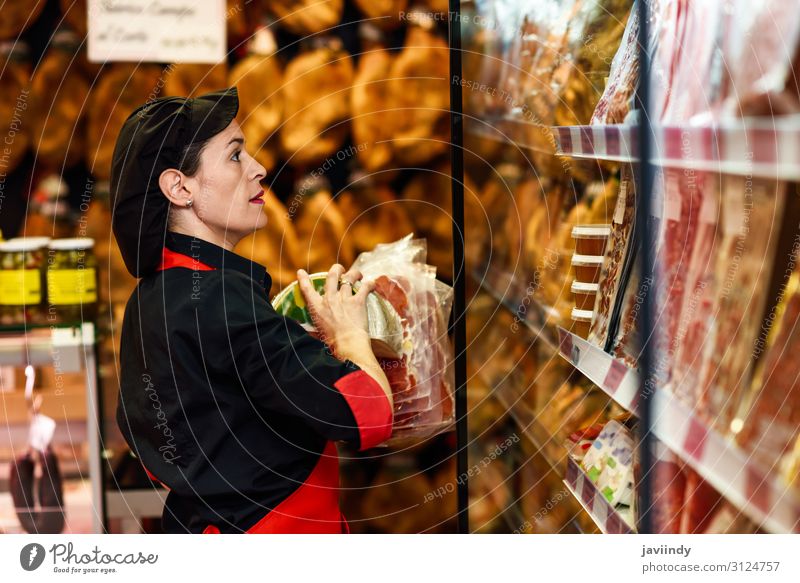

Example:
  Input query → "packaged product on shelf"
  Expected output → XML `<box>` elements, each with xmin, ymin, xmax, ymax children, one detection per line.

<box><xmin>388</xmin><ymin>12</ymin><xmax>450</xmax><ymax>165</ymax></box>
<box><xmin>234</xmin><ymin>189</ymin><xmax>301</xmax><ymax>297</ymax></box>
<box><xmin>291</xmin><ymin>175</ymin><xmax>355</xmax><ymax>273</ymax></box>
<box><xmin>721</xmin><ymin>0</ymin><xmax>800</xmax><ymax>117</ymax></box>
<box><xmin>679</xmin><ymin>467</ymin><xmax>724</xmax><ymax>534</ymax></box>
<box><xmin>552</xmin><ymin>0</ymin><xmax>632</xmax><ymax>127</ymax></box>
<box><xmin>589</xmin><ymin>168</ymin><xmax>636</xmax><ymax>349</ymax></box>
<box><xmin>647</xmin><ymin>0</ymin><xmax>689</xmax><ymax>121</ymax></box>
<box><xmin>351</xmin><ymin>23</ymin><xmax>396</xmax><ymax>173</ymax></box>
<box><xmin>46</xmin><ymin>238</ymin><xmax>99</xmax><ymax>324</ymax></box>
<box><xmin>580</xmin><ymin>419</ymin><xmax>634</xmax><ymax>506</ymax></box>
<box><xmin>698</xmin><ymin>178</ymin><xmax>787</xmax><ymax>431</ymax></box>
<box><xmin>0</xmin><ymin>238</ymin><xmax>48</xmax><ymax>326</ymax></box>
<box><xmin>227</xmin><ymin>46</ymin><xmax>284</xmax><ymax>174</ymax></box>
<box><xmin>162</xmin><ymin>62</ymin><xmax>228</xmax><ymax>99</ymax></box>
<box><xmin>590</xmin><ymin>0</ymin><xmax>640</xmax><ymax>125</ymax></box>
<box><xmin>28</xmin><ymin>39</ymin><xmax>90</xmax><ymax>169</ymax></box>
<box><xmin>266</xmin><ymin>0</ymin><xmax>343</xmax><ymax>35</ymax></box>
<box><xmin>86</xmin><ymin>63</ymin><xmax>164</xmax><ymax>180</ymax></box>
<box><xmin>280</xmin><ymin>37</ymin><xmax>354</xmax><ymax>167</ymax></box>
<box><xmin>648</xmin><ymin>439</ymin><xmax>686</xmax><ymax>534</ymax></box>
<box><xmin>735</xmin><ymin>260</ymin><xmax>800</xmax><ymax>467</ymax></box>
<box><xmin>670</xmin><ymin>174</ymin><xmax>720</xmax><ymax>407</ymax></box>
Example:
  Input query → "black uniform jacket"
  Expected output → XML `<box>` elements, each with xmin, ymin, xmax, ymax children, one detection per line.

<box><xmin>116</xmin><ymin>232</ymin><xmax>393</xmax><ymax>533</ymax></box>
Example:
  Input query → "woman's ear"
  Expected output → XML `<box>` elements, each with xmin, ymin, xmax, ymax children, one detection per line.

<box><xmin>158</xmin><ymin>168</ymin><xmax>193</xmax><ymax>207</ymax></box>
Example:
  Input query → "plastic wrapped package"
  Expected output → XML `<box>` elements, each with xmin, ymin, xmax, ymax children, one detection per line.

<box><xmin>280</xmin><ymin>38</ymin><xmax>354</xmax><ymax>167</ymax></box>
<box><xmin>350</xmin><ymin>236</ymin><xmax>455</xmax><ymax>445</ymax></box>
<box><xmin>552</xmin><ymin>0</ymin><xmax>632</xmax><ymax>127</ymax></box>
<box><xmin>648</xmin><ymin>439</ymin><xmax>686</xmax><ymax>534</ymax></box>
<box><xmin>736</xmin><ymin>262</ymin><xmax>800</xmax><ymax>467</ymax></box>
<box><xmin>590</xmin><ymin>1</ymin><xmax>640</xmax><ymax>125</ymax></box>
<box><xmin>647</xmin><ymin>0</ymin><xmax>690</xmax><ymax>121</ymax></box>
<box><xmin>669</xmin><ymin>174</ymin><xmax>720</xmax><ymax>407</ymax></box>
<box><xmin>589</xmin><ymin>167</ymin><xmax>636</xmax><ymax>349</ymax></box>
<box><xmin>697</xmin><ymin>178</ymin><xmax>787</xmax><ymax>431</ymax></box>
<box><xmin>721</xmin><ymin>0</ymin><xmax>800</xmax><ymax>117</ymax></box>
<box><xmin>679</xmin><ymin>467</ymin><xmax>724</xmax><ymax>534</ymax></box>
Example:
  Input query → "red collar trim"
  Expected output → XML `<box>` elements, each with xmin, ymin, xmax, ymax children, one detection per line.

<box><xmin>157</xmin><ymin>247</ymin><xmax>216</xmax><ymax>272</ymax></box>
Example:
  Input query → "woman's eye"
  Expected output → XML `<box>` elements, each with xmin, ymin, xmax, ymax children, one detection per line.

<box><xmin>231</xmin><ymin>150</ymin><xmax>241</xmax><ymax>162</ymax></box>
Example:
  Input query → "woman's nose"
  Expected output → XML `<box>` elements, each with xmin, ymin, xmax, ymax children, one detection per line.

<box><xmin>249</xmin><ymin>155</ymin><xmax>267</xmax><ymax>182</ymax></box>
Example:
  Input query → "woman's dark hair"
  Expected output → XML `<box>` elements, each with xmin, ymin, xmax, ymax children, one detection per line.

<box><xmin>178</xmin><ymin>137</ymin><xmax>212</xmax><ymax>176</ymax></box>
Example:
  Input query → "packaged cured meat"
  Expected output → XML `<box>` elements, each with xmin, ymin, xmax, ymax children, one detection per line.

<box><xmin>350</xmin><ymin>236</ymin><xmax>455</xmax><ymax>443</ymax></box>
<box><xmin>721</xmin><ymin>0</ymin><xmax>800</xmax><ymax>117</ymax></box>
<box><xmin>669</xmin><ymin>174</ymin><xmax>719</xmax><ymax>406</ymax></box>
<box><xmin>589</xmin><ymin>168</ymin><xmax>636</xmax><ymax>349</ymax></box>
<box><xmin>697</xmin><ymin>178</ymin><xmax>787</xmax><ymax>431</ymax></box>
<box><xmin>228</xmin><ymin>34</ymin><xmax>284</xmax><ymax>173</ymax></box>
<box><xmin>388</xmin><ymin>13</ymin><xmax>450</xmax><ymax>165</ymax></box>
<box><xmin>28</xmin><ymin>41</ymin><xmax>90</xmax><ymax>170</ymax></box>
<box><xmin>590</xmin><ymin>1</ymin><xmax>640</xmax><ymax>125</ymax></box>
<box><xmin>264</xmin><ymin>0</ymin><xmax>343</xmax><ymax>36</ymax></box>
<box><xmin>736</xmin><ymin>260</ymin><xmax>800</xmax><ymax>466</ymax></box>
<box><xmin>280</xmin><ymin>37</ymin><xmax>354</xmax><ymax>167</ymax></box>
<box><xmin>350</xmin><ymin>24</ymin><xmax>396</xmax><ymax>173</ymax></box>
<box><xmin>679</xmin><ymin>467</ymin><xmax>724</xmax><ymax>534</ymax></box>
<box><xmin>648</xmin><ymin>439</ymin><xmax>686</xmax><ymax>534</ymax></box>
<box><xmin>647</xmin><ymin>0</ymin><xmax>689</xmax><ymax>121</ymax></box>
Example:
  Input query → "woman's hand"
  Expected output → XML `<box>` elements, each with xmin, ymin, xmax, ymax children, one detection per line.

<box><xmin>296</xmin><ymin>264</ymin><xmax>375</xmax><ymax>360</ymax></box>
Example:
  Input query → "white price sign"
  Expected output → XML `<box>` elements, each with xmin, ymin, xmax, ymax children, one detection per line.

<box><xmin>87</xmin><ymin>0</ymin><xmax>226</xmax><ymax>64</ymax></box>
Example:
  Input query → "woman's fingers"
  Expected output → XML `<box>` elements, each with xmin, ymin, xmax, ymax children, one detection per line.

<box><xmin>342</xmin><ymin>268</ymin><xmax>363</xmax><ymax>284</ymax></box>
<box><xmin>325</xmin><ymin>264</ymin><xmax>345</xmax><ymax>296</ymax></box>
<box><xmin>354</xmin><ymin>278</ymin><xmax>375</xmax><ymax>302</ymax></box>
<box><xmin>297</xmin><ymin>269</ymin><xmax>322</xmax><ymax>308</ymax></box>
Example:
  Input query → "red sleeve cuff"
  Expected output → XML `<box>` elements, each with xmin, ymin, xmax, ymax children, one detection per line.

<box><xmin>334</xmin><ymin>370</ymin><xmax>393</xmax><ymax>450</ymax></box>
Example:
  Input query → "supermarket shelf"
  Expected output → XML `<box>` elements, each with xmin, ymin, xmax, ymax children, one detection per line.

<box><xmin>556</xmin><ymin>328</ymin><xmax>640</xmax><ymax>414</ymax></box>
<box><xmin>472</xmin><ymin>264</ymin><xmax>558</xmax><ymax>350</ymax></box>
<box><xmin>652</xmin><ymin>388</ymin><xmax>800</xmax><ymax>534</ymax></box>
<box><xmin>555</xmin><ymin>328</ymin><xmax>800</xmax><ymax>533</ymax></box>
<box><xmin>0</xmin><ymin>323</ymin><xmax>96</xmax><ymax>372</ymax></box>
<box><xmin>470</xmin><ymin>115</ymin><xmax>800</xmax><ymax>180</ymax></box>
<box><xmin>554</xmin><ymin>120</ymin><xmax>800</xmax><ymax>180</ymax></box>
<box><xmin>564</xmin><ymin>455</ymin><xmax>635</xmax><ymax>534</ymax></box>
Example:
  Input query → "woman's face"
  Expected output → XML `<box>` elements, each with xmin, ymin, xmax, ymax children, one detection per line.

<box><xmin>185</xmin><ymin>119</ymin><xmax>267</xmax><ymax>244</ymax></box>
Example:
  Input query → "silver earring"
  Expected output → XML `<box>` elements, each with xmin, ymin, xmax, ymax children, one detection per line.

<box><xmin>186</xmin><ymin>199</ymin><xmax>193</xmax><ymax>208</ymax></box>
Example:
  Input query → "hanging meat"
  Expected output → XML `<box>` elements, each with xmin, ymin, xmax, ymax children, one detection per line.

<box><xmin>29</xmin><ymin>45</ymin><xmax>90</xmax><ymax>170</ymax></box>
<box><xmin>59</xmin><ymin>0</ymin><xmax>87</xmax><ymax>38</ymax></box>
<box><xmin>0</xmin><ymin>50</ymin><xmax>30</xmax><ymax>175</ymax></box>
<box><xmin>228</xmin><ymin>36</ymin><xmax>284</xmax><ymax>174</ymax></box>
<box><xmin>352</xmin><ymin>0</ymin><xmax>408</xmax><ymax>30</ymax></box>
<box><xmin>388</xmin><ymin>15</ymin><xmax>450</xmax><ymax>166</ymax></box>
<box><xmin>86</xmin><ymin>64</ymin><xmax>163</xmax><ymax>181</ymax></box>
<box><xmin>350</xmin><ymin>24</ymin><xmax>396</xmax><ymax>173</ymax></box>
<box><xmin>233</xmin><ymin>189</ymin><xmax>302</xmax><ymax>297</ymax></box>
<box><xmin>264</xmin><ymin>0</ymin><xmax>343</xmax><ymax>36</ymax></box>
<box><xmin>280</xmin><ymin>38</ymin><xmax>354</xmax><ymax>168</ymax></box>
<box><xmin>0</xmin><ymin>2</ymin><xmax>44</xmax><ymax>39</ymax></box>
<box><xmin>162</xmin><ymin>62</ymin><xmax>228</xmax><ymax>98</ymax></box>
<box><xmin>292</xmin><ymin>175</ymin><xmax>355</xmax><ymax>272</ymax></box>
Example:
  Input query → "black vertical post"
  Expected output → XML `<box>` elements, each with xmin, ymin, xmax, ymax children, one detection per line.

<box><xmin>448</xmin><ymin>0</ymin><xmax>469</xmax><ymax>534</ymax></box>
<box><xmin>635</xmin><ymin>0</ymin><xmax>655</xmax><ymax>535</ymax></box>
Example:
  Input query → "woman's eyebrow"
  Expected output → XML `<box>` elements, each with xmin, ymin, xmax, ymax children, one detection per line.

<box><xmin>226</xmin><ymin>137</ymin><xmax>245</xmax><ymax>148</ymax></box>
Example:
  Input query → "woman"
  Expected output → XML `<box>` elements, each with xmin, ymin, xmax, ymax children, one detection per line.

<box><xmin>110</xmin><ymin>87</ymin><xmax>393</xmax><ymax>534</ymax></box>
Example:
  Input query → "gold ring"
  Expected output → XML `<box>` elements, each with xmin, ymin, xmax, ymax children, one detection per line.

<box><xmin>339</xmin><ymin>277</ymin><xmax>351</xmax><ymax>287</ymax></box>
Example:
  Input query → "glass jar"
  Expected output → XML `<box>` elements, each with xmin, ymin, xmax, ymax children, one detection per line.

<box><xmin>46</xmin><ymin>238</ymin><xmax>98</xmax><ymax>324</ymax></box>
<box><xmin>0</xmin><ymin>237</ymin><xmax>49</xmax><ymax>326</ymax></box>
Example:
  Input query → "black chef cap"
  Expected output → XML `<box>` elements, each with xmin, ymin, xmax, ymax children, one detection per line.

<box><xmin>110</xmin><ymin>87</ymin><xmax>239</xmax><ymax>277</ymax></box>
